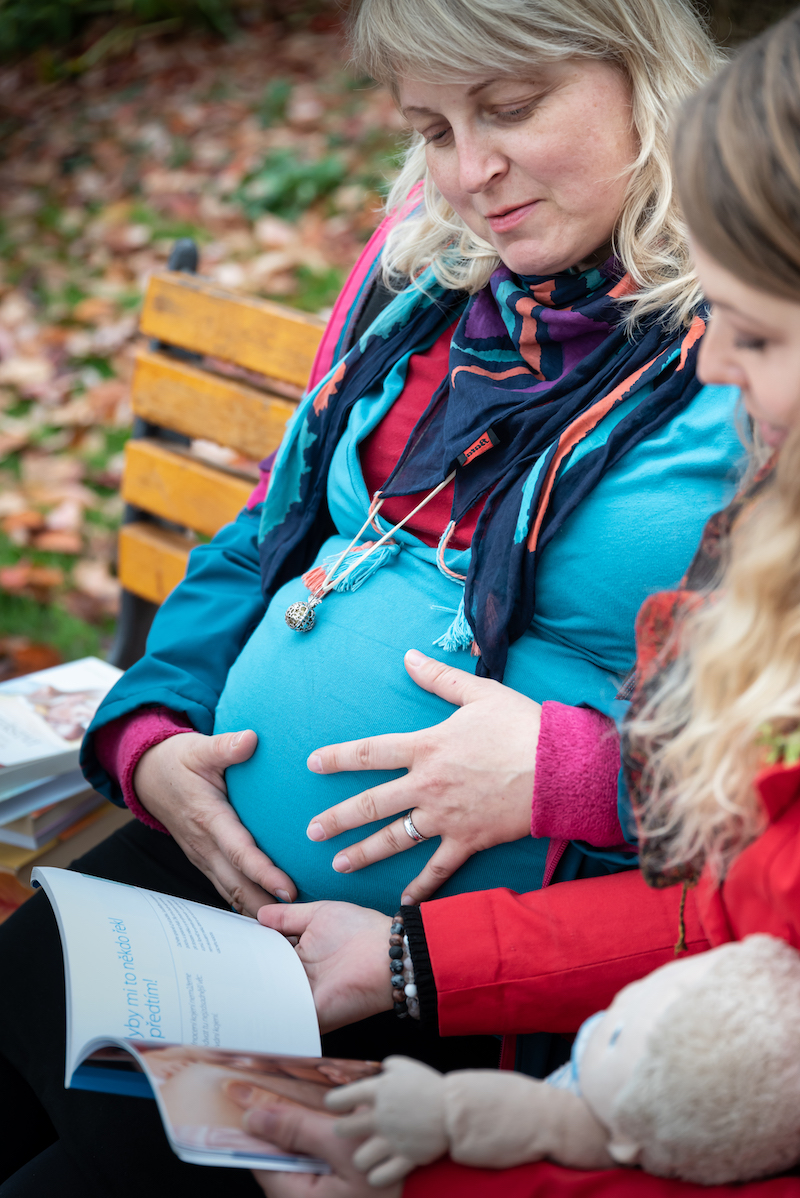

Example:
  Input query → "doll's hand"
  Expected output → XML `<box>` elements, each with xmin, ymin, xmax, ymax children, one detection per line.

<box><xmin>257</xmin><ymin>900</ymin><xmax>393</xmax><ymax>1033</ymax></box>
<box><xmin>247</xmin><ymin>1105</ymin><xmax>403</xmax><ymax>1198</ymax></box>
<box><xmin>331</xmin><ymin>1059</ymin><xmax>615</xmax><ymax>1174</ymax></box>
<box><xmin>305</xmin><ymin>650</ymin><xmax>540</xmax><ymax>904</ymax></box>
<box><xmin>134</xmin><ymin>730</ymin><xmax>297</xmax><ymax>918</ymax></box>
<box><xmin>326</xmin><ymin>1056</ymin><xmax>448</xmax><ymax>1185</ymax></box>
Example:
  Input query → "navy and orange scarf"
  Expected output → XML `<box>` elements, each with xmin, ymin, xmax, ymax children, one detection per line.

<box><xmin>259</xmin><ymin>258</ymin><xmax>705</xmax><ymax>682</ymax></box>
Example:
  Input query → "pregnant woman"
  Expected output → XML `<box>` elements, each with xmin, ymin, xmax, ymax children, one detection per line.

<box><xmin>0</xmin><ymin>2</ymin><xmax>742</xmax><ymax>1196</ymax></box>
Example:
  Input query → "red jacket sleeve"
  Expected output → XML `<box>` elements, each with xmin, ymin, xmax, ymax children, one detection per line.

<box><xmin>420</xmin><ymin>870</ymin><xmax>710</xmax><ymax>1036</ymax></box>
<box><xmin>404</xmin><ymin>1158</ymin><xmax>800</xmax><ymax>1198</ymax></box>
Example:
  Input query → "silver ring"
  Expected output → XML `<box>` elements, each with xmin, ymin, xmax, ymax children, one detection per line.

<box><xmin>403</xmin><ymin>810</ymin><xmax>428</xmax><ymax>842</ymax></box>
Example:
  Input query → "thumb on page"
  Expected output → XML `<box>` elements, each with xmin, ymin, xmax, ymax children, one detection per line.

<box><xmin>244</xmin><ymin>1106</ymin><xmax>332</xmax><ymax>1158</ymax></box>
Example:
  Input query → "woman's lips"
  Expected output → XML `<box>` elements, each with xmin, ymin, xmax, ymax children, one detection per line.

<box><xmin>486</xmin><ymin>200</ymin><xmax>540</xmax><ymax>234</ymax></box>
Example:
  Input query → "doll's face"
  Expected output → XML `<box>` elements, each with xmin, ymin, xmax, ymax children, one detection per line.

<box><xmin>579</xmin><ymin>952</ymin><xmax>717</xmax><ymax>1163</ymax></box>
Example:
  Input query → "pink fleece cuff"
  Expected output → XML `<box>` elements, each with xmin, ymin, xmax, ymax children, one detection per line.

<box><xmin>532</xmin><ymin>701</ymin><xmax>623</xmax><ymax>848</ymax></box>
<box><xmin>94</xmin><ymin>706</ymin><xmax>194</xmax><ymax>834</ymax></box>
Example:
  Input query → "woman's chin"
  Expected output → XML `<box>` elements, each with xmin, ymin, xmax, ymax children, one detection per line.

<box><xmin>493</xmin><ymin>234</ymin><xmax>609</xmax><ymax>278</ymax></box>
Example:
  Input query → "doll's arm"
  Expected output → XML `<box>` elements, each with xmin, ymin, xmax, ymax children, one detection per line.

<box><xmin>443</xmin><ymin>1070</ymin><xmax>614</xmax><ymax>1171</ymax></box>
<box><xmin>326</xmin><ymin>1056</ymin><xmax>613</xmax><ymax>1187</ymax></box>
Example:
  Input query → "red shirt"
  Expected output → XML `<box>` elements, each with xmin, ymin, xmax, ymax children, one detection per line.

<box><xmin>360</xmin><ymin>321</ymin><xmax>484</xmax><ymax>551</ymax></box>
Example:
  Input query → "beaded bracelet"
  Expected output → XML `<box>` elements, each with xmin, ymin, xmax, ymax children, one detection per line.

<box><xmin>389</xmin><ymin>909</ymin><xmax>419</xmax><ymax>1020</ymax></box>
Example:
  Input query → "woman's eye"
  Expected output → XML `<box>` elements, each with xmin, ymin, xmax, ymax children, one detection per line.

<box><xmin>498</xmin><ymin>104</ymin><xmax>534</xmax><ymax>121</ymax></box>
<box><xmin>733</xmin><ymin>334</ymin><xmax>769</xmax><ymax>352</ymax></box>
<box><xmin>424</xmin><ymin>127</ymin><xmax>450</xmax><ymax>145</ymax></box>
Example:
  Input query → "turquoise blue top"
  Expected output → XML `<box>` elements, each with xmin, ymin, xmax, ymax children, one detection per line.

<box><xmin>83</xmin><ymin>374</ymin><xmax>741</xmax><ymax>916</ymax></box>
<box><xmin>213</xmin><ymin>380</ymin><xmax>740</xmax><ymax>912</ymax></box>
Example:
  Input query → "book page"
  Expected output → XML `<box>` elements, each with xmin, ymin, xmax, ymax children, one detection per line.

<box><xmin>32</xmin><ymin>867</ymin><xmax>321</xmax><ymax>1085</ymax></box>
<box><xmin>127</xmin><ymin>1044</ymin><xmax>378</xmax><ymax>1171</ymax></box>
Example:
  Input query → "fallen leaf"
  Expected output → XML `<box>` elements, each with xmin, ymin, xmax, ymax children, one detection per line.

<box><xmin>2</xmin><ymin>510</ymin><xmax>45</xmax><ymax>533</ymax></box>
<box><xmin>44</xmin><ymin>499</ymin><xmax>84</xmax><ymax>532</ymax></box>
<box><xmin>85</xmin><ymin>379</ymin><xmax>127</xmax><ymax>419</ymax></box>
<box><xmin>73</xmin><ymin>558</ymin><xmax>121</xmax><ymax>607</ymax></box>
<box><xmin>73</xmin><ymin>296</ymin><xmax>117</xmax><ymax>324</ymax></box>
<box><xmin>0</xmin><ymin>492</ymin><xmax>26</xmax><ymax>517</ymax></box>
<box><xmin>253</xmin><ymin>214</ymin><xmax>296</xmax><ymax>249</ymax></box>
<box><xmin>32</xmin><ymin>530</ymin><xmax>83</xmax><ymax>554</ymax></box>
<box><xmin>0</xmin><ymin>355</ymin><xmax>54</xmax><ymax>389</ymax></box>
<box><xmin>0</xmin><ymin>291</ymin><xmax>35</xmax><ymax>329</ymax></box>
<box><xmin>0</xmin><ymin>431</ymin><xmax>28</xmax><ymax>456</ymax></box>
<box><xmin>0</xmin><ymin>561</ymin><xmax>64</xmax><ymax>596</ymax></box>
<box><xmin>211</xmin><ymin>262</ymin><xmax>248</xmax><ymax>289</ymax></box>
<box><xmin>21</xmin><ymin>454</ymin><xmax>85</xmax><ymax>487</ymax></box>
<box><xmin>0</xmin><ymin>637</ymin><xmax>63</xmax><ymax>680</ymax></box>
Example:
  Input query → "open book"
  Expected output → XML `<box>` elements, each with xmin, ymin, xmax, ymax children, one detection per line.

<box><xmin>33</xmin><ymin>867</ymin><xmax>379</xmax><ymax>1172</ymax></box>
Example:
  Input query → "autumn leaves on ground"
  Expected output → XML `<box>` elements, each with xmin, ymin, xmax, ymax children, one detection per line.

<box><xmin>0</xmin><ymin>15</ymin><xmax>402</xmax><ymax>678</ymax></box>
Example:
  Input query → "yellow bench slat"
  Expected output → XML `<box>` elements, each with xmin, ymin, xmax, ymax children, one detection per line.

<box><xmin>131</xmin><ymin>348</ymin><xmax>296</xmax><ymax>460</ymax></box>
<box><xmin>139</xmin><ymin>272</ymin><xmax>324</xmax><ymax>389</ymax></box>
<box><xmin>121</xmin><ymin>439</ymin><xmax>254</xmax><ymax>538</ymax></box>
<box><xmin>118</xmin><ymin>522</ymin><xmax>193</xmax><ymax>604</ymax></box>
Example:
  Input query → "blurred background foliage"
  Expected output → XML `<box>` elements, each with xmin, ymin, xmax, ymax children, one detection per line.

<box><xmin>0</xmin><ymin>0</ymin><xmax>402</xmax><ymax>666</ymax></box>
<box><xmin>0</xmin><ymin>1</ymin><xmax>340</xmax><ymax>63</ymax></box>
<box><xmin>0</xmin><ymin>0</ymin><xmax>797</xmax><ymax>67</ymax></box>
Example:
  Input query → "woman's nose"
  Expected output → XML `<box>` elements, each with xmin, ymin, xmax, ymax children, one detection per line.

<box><xmin>456</xmin><ymin>134</ymin><xmax>508</xmax><ymax>194</ymax></box>
<box><xmin>697</xmin><ymin>316</ymin><xmax>746</xmax><ymax>389</ymax></box>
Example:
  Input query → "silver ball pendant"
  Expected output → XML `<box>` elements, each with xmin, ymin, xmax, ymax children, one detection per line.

<box><xmin>285</xmin><ymin>600</ymin><xmax>317</xmax><ymax>632</ymax></box>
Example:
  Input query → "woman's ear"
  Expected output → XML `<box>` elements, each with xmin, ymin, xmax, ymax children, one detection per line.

<box><xmin>607</xmin><ymin>1138</ymin><xmax>642</xmax><ymax>1166</ymax></box>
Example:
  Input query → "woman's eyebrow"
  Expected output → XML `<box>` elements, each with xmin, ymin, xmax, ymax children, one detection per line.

<box><xmin>401</xmin><ymin>78</ymin><xmax>500</xmax><ymax>117</ymax></box>
<box><xmin>467</xmin><ymin>77</ymin><xmax>498</xmax><ymax>96</ymax></box>
<box><xmin>711</xmin><ymin>299</ymin><xmax>770</xmax><ymax>330</ymax></box>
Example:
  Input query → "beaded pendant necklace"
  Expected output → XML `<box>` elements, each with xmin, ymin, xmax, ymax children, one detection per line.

<box><xmin>284</xmin><ymin>469</ymin><xmax>457</xmax><ymax>632</ymax></box>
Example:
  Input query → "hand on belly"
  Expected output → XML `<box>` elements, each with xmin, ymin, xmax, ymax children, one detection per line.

<box><xmin>303</xmin><ymin>650</ymin><xmax>541</xmax><ymax>904</ymax></box>
<box><xmin>134</xmin><ymin>729</ymin><xmax>298</xmax><ymax>917</ymax></box>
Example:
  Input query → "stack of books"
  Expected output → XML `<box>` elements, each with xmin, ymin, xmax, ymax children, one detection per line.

<box><xmin>0</xmin><ymin>657</ymin><xmax>125</xmax><ymax>895</ymax></box>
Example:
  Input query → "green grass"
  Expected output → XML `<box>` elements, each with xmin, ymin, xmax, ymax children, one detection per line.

<box><xmin>290</xmin><ymin>265</ymin><xmax>344</xmax><ymax>313</ymax></box>
<box><xmin>234</xmin><ymin>149</ymin><xmax>347</xmax><ymax>222</ymax></box>
<box><xmin>0</xmin><ymin>592</ymin><xmax>109</xmax><ymax>660</ymax></box>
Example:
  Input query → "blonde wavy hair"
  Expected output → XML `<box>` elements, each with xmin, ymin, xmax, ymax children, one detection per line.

<box><xmin>626</xmin><ymin>10</ymin><xmax>800</xmax><ymax>882</ymax></box>
<box><xmin>348</xmin><ymin>0</ymin><xmax>723</xmax><ymax>330</ymax></box>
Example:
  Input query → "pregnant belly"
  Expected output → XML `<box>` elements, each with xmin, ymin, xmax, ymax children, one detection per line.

<box><xmin>215</xmin><ymin>537</ymin><xmax>548</xmax><ymax>914</ymax></box>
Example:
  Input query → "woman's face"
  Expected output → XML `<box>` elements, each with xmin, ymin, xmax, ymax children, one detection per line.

<box><xmin>693</xmin><ymin>241</ymin><xmax>800</xmax><ymax>449</ymax></box>
<box><xmin>398</xmin><ymin>60</ymin><xmax>637</xmax><ymax>276</ymax></box>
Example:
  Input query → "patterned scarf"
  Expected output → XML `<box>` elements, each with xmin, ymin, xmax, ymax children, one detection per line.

<box><xmin>259</xmin><ymin>258</ymin><xmax>706</xmax><ymax>682</ymax></box>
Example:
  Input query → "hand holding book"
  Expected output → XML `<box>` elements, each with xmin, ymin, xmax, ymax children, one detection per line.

<box><xmin>33</xmin><ymin>866</ymin><xmax>380</xmax><ymax>1174</ymax></box>
<box><xmin>256</xmin><ymin>900</ymin><xmax>394</xmax><ymax>1034</ymax></box>
<box><xmin>247</xmin><ymin>1104</ymin><xmax>403</xmax><ymax>1198</ymax></box>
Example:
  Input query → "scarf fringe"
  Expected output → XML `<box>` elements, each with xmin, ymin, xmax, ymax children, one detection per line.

<box><xmin>302</xmin><ymin>541</ymin><xmax>401</xmax><ymax>596</ymax></box>
<box><xmin>432</xmin><ymin>593</ymin><xmax>474</xmax><ymax>653</ymax></box>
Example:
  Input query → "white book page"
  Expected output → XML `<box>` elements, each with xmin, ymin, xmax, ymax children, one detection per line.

<box><xmin>32</xmin><ymin>867</ymin><xmax>321</xmax><ymax>1085</ymax></box>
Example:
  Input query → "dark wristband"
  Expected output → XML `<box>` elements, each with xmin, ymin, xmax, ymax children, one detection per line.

<box><xmin>398</xmin><ymin>904</ymin><xmax>438</xmax><ymax>1028</ymax></box>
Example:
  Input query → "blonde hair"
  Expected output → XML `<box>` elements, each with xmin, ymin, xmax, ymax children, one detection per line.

<box><xmin>626</xmin><ymin>11</ymin><xmax>800</xmax><ymax>882</ymax></box>
<box><xmin>349</xmin><ymin>0</ymin><xmax>723</xmax><ymax>330</ymax></box>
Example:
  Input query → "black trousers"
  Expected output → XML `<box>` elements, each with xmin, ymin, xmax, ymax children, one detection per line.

<box><xmin>0</xmin><ymin>818</ymin><xmax>499</xmax><ymax>1197</ymax></box>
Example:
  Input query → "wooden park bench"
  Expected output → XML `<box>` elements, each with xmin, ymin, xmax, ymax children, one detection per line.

<box><xmin>111</xmin><ymin>242</ymin><xmax>325</xmax><ymax>668</ymax></box>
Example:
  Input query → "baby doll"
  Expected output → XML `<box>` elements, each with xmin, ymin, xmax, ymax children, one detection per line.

<box><xmin>327</xmin><ymin>935</ymin><xmax>800</xmax><ymax>1187</ymax></box>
